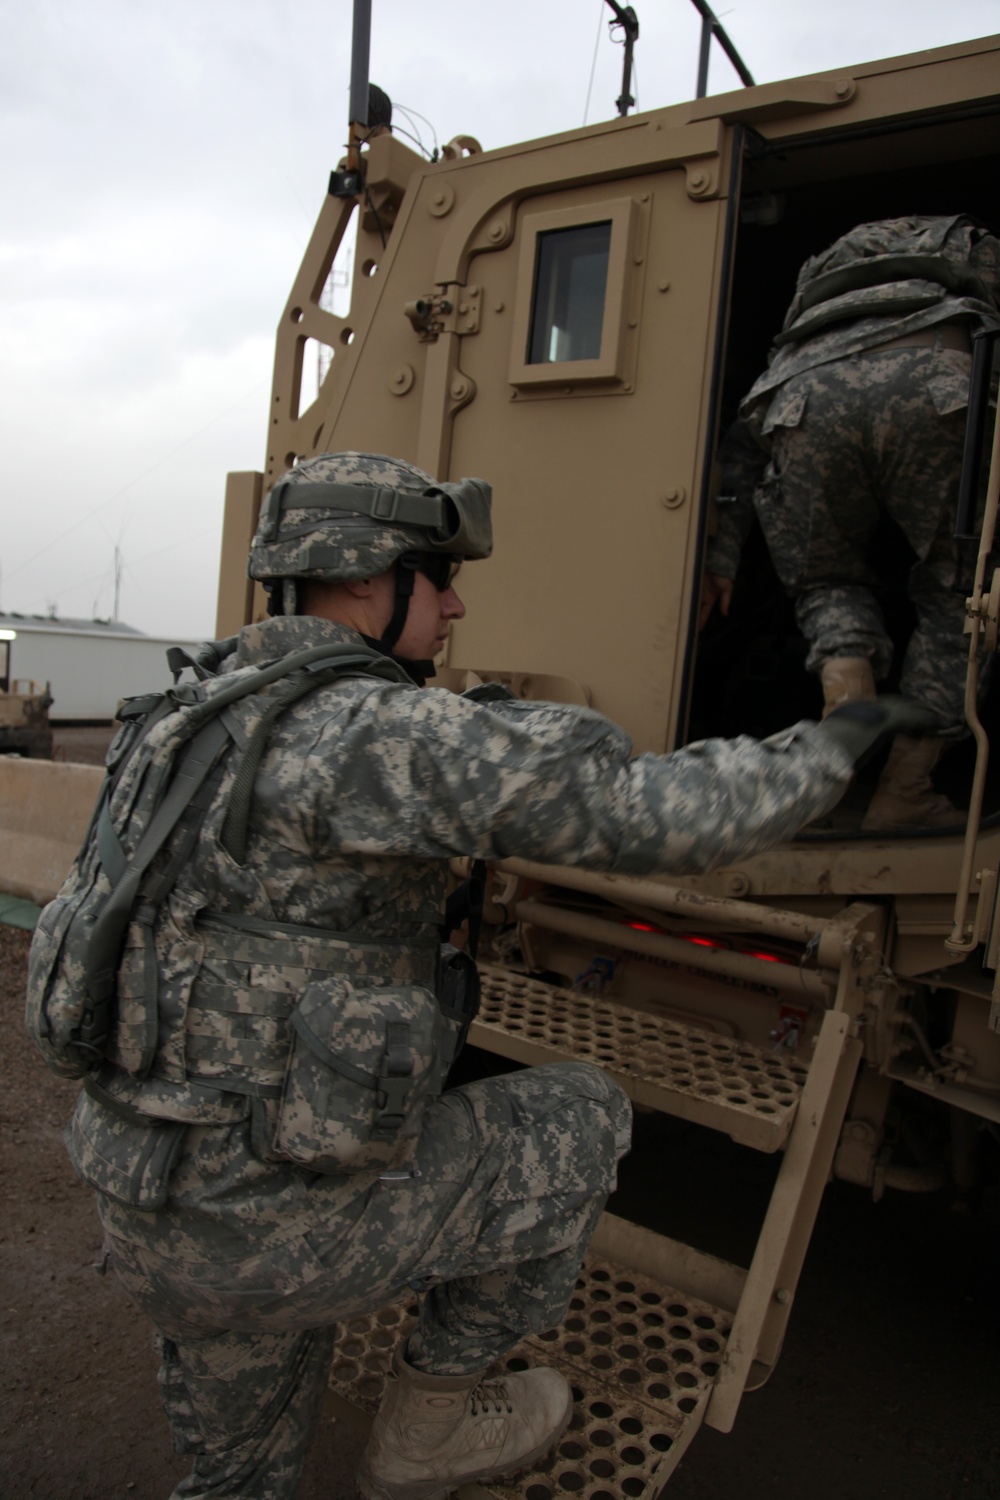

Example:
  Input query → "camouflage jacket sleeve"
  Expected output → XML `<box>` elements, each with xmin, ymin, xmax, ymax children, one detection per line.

<box><xmin>294</xmin><ymin>685</ymin><xmax>853</xmax><ymax>878</ymax></box>
<box><xmin>704</xmin><ymin>501</ymin><xmax>752</xmax><ymax>580</ymax></box>
<box><xmin>704</xmin><ymin>420</ymin><xmax>768</xmax><ymax>579</ymax></box>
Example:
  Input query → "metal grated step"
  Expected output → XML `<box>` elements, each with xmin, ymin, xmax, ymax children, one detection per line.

<box><xmin>470</xmin><ymin>965</ymin><xmax>808</xmax><ymax>1151</ymax></box>
<box><xmin>326</xmin><ymin>1253</ymin><xmax>731</xmax><ymax>1500</ymax></box>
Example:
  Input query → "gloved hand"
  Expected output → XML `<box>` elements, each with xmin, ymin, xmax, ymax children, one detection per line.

<box><xmin>815</xmin><ymin>696</ymin><xmax>940</xmax><ymax>764</ymax></box>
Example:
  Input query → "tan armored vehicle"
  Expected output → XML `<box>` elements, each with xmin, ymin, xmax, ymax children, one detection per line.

<box><xmin>0</xmin><ymin>627</ymin><xmax>51</xmax><ymax>762</ymax></box>
<box><xmin>218</xmin><ymin>10</ymin><xmax>1000</xmax><ymax>1493</ymax></box>
<box><xmin>0</xmin><ymin>633</ymin><xmax>52</xmax><ymax>759</ymax></box>
<box><xmin>0</xmin><ymin>688</ymin><xmax>52</xmax><ymax>759</ymax></box>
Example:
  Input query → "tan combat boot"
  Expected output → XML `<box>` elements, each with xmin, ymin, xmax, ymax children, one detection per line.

<box><xmin>862</xmin><ymin>735</ymin><xmax>961</xmax><ymax>830</ymax></box>
<box><xmin>356</xmin><ymin>1350</ymin><xmax>573</xmax><ymax>1500</ymax></box>
<box><xmin>820</xmin><ymin>656</ymin><xmax>877</xmax><ymax>717</ymax></box>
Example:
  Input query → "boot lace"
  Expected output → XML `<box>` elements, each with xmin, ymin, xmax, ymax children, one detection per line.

<box><xmin>469</xmin><ymin>1377</ymin><xmax>514</xmax><ymax>1416</ymax></box>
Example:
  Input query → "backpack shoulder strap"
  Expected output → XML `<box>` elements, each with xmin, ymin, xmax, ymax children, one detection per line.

<box><xmin>80</xmin><ymin>715</ymin><xmax>233</xmax><ymax>1061</ymax></box>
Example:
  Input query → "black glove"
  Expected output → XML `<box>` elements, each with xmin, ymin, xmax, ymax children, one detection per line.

<box><xmin>816</xmin><ymin>696</ymin><xmax>940</xmax><ymax>765</ymax></box>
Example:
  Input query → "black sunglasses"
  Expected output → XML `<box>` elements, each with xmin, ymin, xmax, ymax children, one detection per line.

<box><xmin>401</xmin><ymin>552</ymin><xmax>462</xmax><ymax>592</ymax></box>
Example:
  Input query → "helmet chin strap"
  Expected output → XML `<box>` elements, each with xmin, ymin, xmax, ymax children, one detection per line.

<box><xmin>268</xmin><ymin>564</ymin><xmax>435</xmax><ymax>684</ymax></box>
<box><xmin>379</xmin><ymin>557</ymin><xmax>416</xmax><ymax>651</ymax></box>
<box><xmin>376</xmin><ymin>559</ymin><xmax>436</xmax><ymax>684</ymax></box>
<box><xmin>262</xmin><ymin>579</ymin><xmax>297</xmax><ymax>617</ymax></box>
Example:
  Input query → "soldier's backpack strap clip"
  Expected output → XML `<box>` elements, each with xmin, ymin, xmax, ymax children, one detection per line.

<box><xmin>436</xmin><ymin>858</ymin><xmax>486</xmax><ymax>1067</ymax></box>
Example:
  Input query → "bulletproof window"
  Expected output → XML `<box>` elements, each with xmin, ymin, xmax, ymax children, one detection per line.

<box><xmin>508</xmin><ymin>196</ymin><xmax>640</xmax><ymax>391</ymax></box>
<box><xmin>528</xmin><ymin>222</ymin><xmax>612</xmax><ymax>365</ymax></box>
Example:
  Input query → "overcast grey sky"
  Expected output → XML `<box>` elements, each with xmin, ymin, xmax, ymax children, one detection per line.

<box><xmin>1</xmin><ymin>0</ymin><xmax>996</xmax><ymax>639</ymax></box>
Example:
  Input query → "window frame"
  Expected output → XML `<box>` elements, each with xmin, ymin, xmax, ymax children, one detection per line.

<box><xmin>508</xmin><ymin>197</ymin><xmax>639</xmax><ymax>388</ymax></box>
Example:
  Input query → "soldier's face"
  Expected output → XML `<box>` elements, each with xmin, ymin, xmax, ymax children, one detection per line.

<box><xmin>394</xmin><ymin>567</ymin><xmax>466</xmax><ymax>660</ymax></box>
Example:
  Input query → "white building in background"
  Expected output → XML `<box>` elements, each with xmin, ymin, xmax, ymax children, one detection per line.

<box><xmin>0</xmin><ymin>613</ymin><xmax>200</xmax><ymax>722</ymax></box>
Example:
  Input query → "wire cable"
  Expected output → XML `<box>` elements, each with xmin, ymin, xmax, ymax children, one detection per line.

<box><xmin>388</xmin><ymin>122</ymin><xmax>433</xmax><ymax>159</ymax></box>
<box><xmin>393</xmin><ymin>101</ymin><xmax>439</xmax><ymax>159</ymax></box>
<box><xmin>583</xmin><ymin>0</ymin><xmax>604</xmax><ymax>126</ymax></box>
<box><xmin>5</xmin><ymin>380</ymin><xmax>267</xmax><ymax>583</ymax></box>
<box><xmin>16</xmin><ymin>524</ymin><xmax>220</xmax><ymax>621</ymax></box>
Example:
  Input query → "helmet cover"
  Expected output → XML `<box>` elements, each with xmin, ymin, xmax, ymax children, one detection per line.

<box><xmin>248</xmin><ymin>452</ymin><xmax>492</xmax><ymax>583</ymax></box>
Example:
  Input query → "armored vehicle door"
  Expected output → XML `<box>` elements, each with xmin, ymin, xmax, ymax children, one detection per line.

<box><xmin>227</xmin><ymin>116</ymin><xmax>741</xmax><ymax>756</ymax></box>
<box><xmin>435</xmin><ymin>122</ymin><xmax>739</xmax><ymax>753</ymax></box>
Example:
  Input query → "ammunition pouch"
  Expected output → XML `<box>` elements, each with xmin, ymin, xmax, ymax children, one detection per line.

<box><xmin>267</xmin><ymin>944</ymin><xmax>481</xmax><ymax>1176</ymax></box>
<box><xmin>271</xmin><ymin>977</ymin><xmax>442</xmax><ymax>1176</ymax></box>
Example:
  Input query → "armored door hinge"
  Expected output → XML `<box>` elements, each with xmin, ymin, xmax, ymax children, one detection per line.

<box><xmin>403</xmin><ymin>286</ymin><xmax>481</xmax><ymax>342</ymax></box>
<box><xmin>964</xmin><ymin>566</ymin><xmax>1000</xmax><ymax>650</ymax></box>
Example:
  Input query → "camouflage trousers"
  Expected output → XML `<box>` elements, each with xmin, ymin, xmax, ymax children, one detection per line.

<box><xmin>755</xmin><ymin>344</ymin><xmax>975</xmax><ymax>730</ymax></box>
<box><xmin>99</xmin><ymin>1061</ymin><xmax>631</xmax><ymax>1500</ymax></box>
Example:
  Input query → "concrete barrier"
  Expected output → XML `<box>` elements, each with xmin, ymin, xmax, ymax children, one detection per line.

<box><xmin>0</xmin><ymin>759</ymin><xmax>103</xmax><ymax>906</ymax></box>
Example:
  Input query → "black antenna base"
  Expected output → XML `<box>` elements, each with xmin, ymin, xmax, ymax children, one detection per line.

<box><xmin>329</xmin><ymin>168</ymin><xmax>365</xmax><ymax>199</ymax></box>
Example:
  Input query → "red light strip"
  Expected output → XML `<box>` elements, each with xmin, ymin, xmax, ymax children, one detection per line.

<box><xmin>739</xmin><ymin>948</ymin><xmax>793</xmax><ymax>965</ymax></box>
<box><xmin>622</xmin><ymin>920</ymin><xmax>794</xmax><ymax>966</ymax></box>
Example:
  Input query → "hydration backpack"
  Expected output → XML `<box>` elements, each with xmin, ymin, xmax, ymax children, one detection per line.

<box><xmin>26</xmin><ymin>637</ymin><xmax>411</xmax><ymax>1080</ymax></box>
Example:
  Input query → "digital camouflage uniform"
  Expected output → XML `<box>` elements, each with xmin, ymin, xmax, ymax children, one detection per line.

<box><xmin>62</xmin><ymin>598</ymin><xmax>856</xmax><ymax>1500</ymax></box>
<box><xmin>706</xmin><ymin>215</ymin><xmax>1000</xmax><ymax>730</ymax></box>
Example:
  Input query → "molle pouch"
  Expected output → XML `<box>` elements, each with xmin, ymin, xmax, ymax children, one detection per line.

<box><xmin>66</xmin><ymin>1080</ymin><xmax>187</xmax><ymax>1210</ymax></box>
<box><xmin>274</xmin><ymin>979</ymin><xmax>440</xmax><ymax>1175</ymax></box>
<box><xmin>27</xmin><ymin>887</ymin><xmax>91</xmax><ymax>1081</ymax></box>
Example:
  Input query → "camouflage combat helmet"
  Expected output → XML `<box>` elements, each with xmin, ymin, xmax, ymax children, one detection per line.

<box><xmin>248</xmin><ymin>452</ymin><xmax>492</xmax><ymax>585</ymax></box>
<box><xmin>248</xmin><ymin>451</ymin><xmax>493</xmax><ymax>650</ymax></box>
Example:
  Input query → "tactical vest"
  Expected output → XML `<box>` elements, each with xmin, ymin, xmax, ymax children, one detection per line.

<box><xmin>28</xmin><ymin>633</ymin><xmax>480</xmax><ymax>1197</ymax></box>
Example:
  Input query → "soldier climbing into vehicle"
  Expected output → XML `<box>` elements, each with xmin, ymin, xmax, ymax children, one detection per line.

<box><xmin>702</xmin><ymin>213</ymin><xmax>1000</xmax><ymax>829</ymax></box>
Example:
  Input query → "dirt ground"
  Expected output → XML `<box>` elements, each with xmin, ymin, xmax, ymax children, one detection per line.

<box><xmin>3</xmin><ymin>920</ymin><xmax>999</xmax><ymax>1500</ymax></box>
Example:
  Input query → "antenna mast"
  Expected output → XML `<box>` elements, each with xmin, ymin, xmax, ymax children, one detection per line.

<box><xmin>603</xmin><ymin>2</ymin><xmax>640</xmax><ymax>117</ymax></box>
<box><xmin>330</xmin><ymin>4</ymin><xmax>393</xmax><ymax>211</ymax></box>
<box><xmin>346</xmin><ymin>0</ymin><xmax>371</xmax><ymax>176</ymax></box>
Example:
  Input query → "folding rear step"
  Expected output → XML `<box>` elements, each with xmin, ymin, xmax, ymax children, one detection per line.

<box><xmin>471</xmin><ymin>963</ymin><xmax>865</xmax><ymax>1433</ymax></box>
<box><xmin>324</xmin><ymin>1236</ymin><xmax>736</xmax><ymax>1499</ymax></box>
<box><xmin>325</xmin><ymin>927</ymin><xmax>871</xmax><ymax>1492</ymax></box>
<box><xmin>471</xmin><ymin>965</ymin><xmax>809</xmax><ymax>1151</ymax></box>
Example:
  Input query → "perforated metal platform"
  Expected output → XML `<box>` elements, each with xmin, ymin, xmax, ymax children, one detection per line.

<box><xmin>470</xmin><ymin>965</ymin><xmax>808</xmax><ymax>1151</ymax></box>
<box><xmin>327</xmin><ymin>1253</ymin><xmax>730</xmax><ymax>1500</ymax></box>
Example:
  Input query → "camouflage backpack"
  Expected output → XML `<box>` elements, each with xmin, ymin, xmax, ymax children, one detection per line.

<box><xmin>26</xmin><ymin>636</ymin><xmax>411</xmax><ymax>1081</ymax></box>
